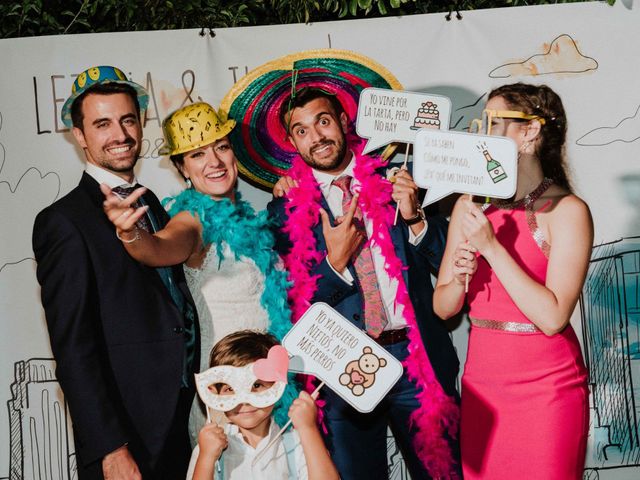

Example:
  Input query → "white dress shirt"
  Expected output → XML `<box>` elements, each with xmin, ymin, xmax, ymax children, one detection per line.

<box><xmin>85</xmin><ymin>163</ymin><xmax>138</xmax><ymax>189</ymax></box>
<box><xmin>313</xmin><ymin>157</ymin><xmax>427</xmax><ymax>330</ymax></box>
<box><xmin>186</xmin><ymin>420</ymin><xmax>308</xmax><ymax>480</ymax></box>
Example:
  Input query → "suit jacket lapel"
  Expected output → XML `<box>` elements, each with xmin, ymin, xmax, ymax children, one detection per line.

<box><xmin>79</xmin><ymin>171</ymin><xmax>107</xmax><ymax>207</ymax></box>
<box><xmin>378</xmin><ymin>164</ymin><xmax>411</xmax><ymax>287</ymax></box>
<box><xmin>140</xmin><ymin>188</ymin><xmax>198</xmax><ymax>310</ymax></box>
<box><xmin>389</xmin><ymin>217</ymin><xmax>410</xmax><ymax>287</ymax></box>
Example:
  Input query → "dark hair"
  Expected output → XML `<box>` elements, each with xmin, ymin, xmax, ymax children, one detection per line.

<box><xmin>488</xmin><ymin>83</ymin><xmax>571</xmax><ymax>192</ymax></box>
<box><xmin>169</xmin><ymin>154</ymin><xmax>186</xmax><ymax>179</ymax></box>
<box><xmin>280</xmin><ymin>86</ymin><xmax>346</xmax><ymax>132</ymax></box>
<box><xmin>70</xmin><ymin>82</ymin><xmax>140</xmax><ymax>130</ymax></box>
<box><xmin>209</xmin><ymin>330</ymin><xmax>279</xmax><ymax>368</ymax></box>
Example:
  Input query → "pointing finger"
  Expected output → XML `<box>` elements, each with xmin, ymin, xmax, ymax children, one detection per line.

<box><xmin>319</xmin><ymin>208</ymin><xmax>333</xmax><ymax>232</ymax></box>
<box><xmin>342</xmin><ymin>194</ymin><xmax>359</xmax><ymax>226</ymax></box>
<box><xmin>118</xmin><ymin>186</ymin><xmax>147</xmax><ymax>207</ymax></box>
<box><xmin>119</xmin><ymin>206</ymin><xmax>149</xmax><ymax>231</ymax></box>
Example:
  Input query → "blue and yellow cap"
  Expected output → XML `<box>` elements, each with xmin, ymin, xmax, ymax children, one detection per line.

<box><xmin>61</xmin><ymin>66</ymin><xmax>149</xmax><ymax>128</ymax></box>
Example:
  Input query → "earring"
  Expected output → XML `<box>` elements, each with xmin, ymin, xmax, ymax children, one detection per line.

<box><xmin>519</xmin><ymin>141</ymin><xmax>531</xmax><ymax>154</ymax></box>
<box><xmin>186</xmin><ymin>178</ymin><xmax>192</xmax><ymax>189</ymax></box>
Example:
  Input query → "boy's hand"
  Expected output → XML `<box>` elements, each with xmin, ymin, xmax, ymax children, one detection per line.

<box><xmin>198</xmin><ymin>423</ymin><xmax>228</xmax><ymax>460</ymax></box>
<box><xmin>288</xmin><ymin>391</ymin><xmax>318</xmax><ymax>433</ymax></box>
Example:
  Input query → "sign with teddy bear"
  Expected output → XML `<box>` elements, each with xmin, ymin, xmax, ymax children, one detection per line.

<box><xmin>283</xmin><ymin>303</ymin><xmax>403</xmax><ymax>413</ymax></box>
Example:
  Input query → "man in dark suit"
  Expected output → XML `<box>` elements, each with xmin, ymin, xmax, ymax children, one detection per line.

<box><xmin>268</xmin><ymin>87</ymin><xmax>460</xmax><ymax>479</ymax></box>
<box><xmin>32</xmin><ymin>66</ymin><xmax>198</xmax><ymax>479</ymax></box>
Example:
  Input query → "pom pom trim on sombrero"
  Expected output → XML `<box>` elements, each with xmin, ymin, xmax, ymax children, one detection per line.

<box><xmin>220</xmin><ymin>49</ymin><xmax>402</xmax><ymax>191</ymax></box>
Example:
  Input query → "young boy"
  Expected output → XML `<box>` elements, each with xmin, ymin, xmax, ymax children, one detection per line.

<box><xmin>187</xmin><ymin>330</ymin><xmax>339</xmax><ymax>480</ymax></box>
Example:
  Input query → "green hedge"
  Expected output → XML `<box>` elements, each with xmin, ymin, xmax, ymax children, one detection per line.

<box><xmin>1</xmin><ymin>1</ymin><xmax>610</xmax><ymax>39</ymax></box>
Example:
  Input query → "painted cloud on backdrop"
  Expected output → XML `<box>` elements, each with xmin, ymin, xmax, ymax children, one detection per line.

<box><xmin>489</xmin><ymin>34</ymin><xmax>598</xmax><ymax>78</ymax></box>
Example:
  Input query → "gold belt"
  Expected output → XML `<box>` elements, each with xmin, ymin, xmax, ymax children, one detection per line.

<box><xmin>470</xmin><ymin>317</ymin><xmax>540</xmax><ymax>333</ymax></box>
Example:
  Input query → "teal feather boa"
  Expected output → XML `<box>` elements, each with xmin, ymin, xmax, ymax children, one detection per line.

<box><xmin>163</xmin><ymin>189</ymin><xmax>298</xmax><ymax>427</ymax></box>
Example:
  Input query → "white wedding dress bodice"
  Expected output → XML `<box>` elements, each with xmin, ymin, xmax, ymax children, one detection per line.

<box><xmin>185</xmin><ymin>243</ymin><xmax>270</xmax><ymax>372</ymax></box>
<box><xmin>185</xmin><ymin>243</ymin><xmax>270</xmax><ymax>444</ymax></box>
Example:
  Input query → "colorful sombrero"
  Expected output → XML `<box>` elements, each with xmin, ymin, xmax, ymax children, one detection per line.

<box><xmin>220</xmin><ymin>49</ymin><xmax>403</xmax><ymax>191</ymax></box>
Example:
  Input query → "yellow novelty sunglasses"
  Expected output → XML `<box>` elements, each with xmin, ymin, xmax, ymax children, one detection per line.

<box><xmin>469</xmin><ymin>109</ymin><xmax>546</xmax><ymax>135</ymax></box>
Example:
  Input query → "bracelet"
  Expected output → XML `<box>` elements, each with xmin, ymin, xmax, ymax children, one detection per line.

<box><xmin>402</xmin><ymin>207</ymin><xmax>426</xmax><ymax>226</ymax></box>
<box><xmin>116</xmin><ymin>228</ymin><xmax>140</xmax><ymax>244</ymax></box>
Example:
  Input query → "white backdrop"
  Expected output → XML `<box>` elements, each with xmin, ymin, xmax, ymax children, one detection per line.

<box><xmin>1</xmin><ymin>1</ymin><xmax>639</xmax><ymax>478</ymax></box>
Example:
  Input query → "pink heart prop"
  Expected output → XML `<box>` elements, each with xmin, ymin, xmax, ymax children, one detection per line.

<box><xmin>351</xmin><ymin>371</ymin><xmax>365</xmax><ymax>385</ymax></box>
<box><xmin>253</xmin><ymin>345</ymin><xmax>290</xmax><ymax>383</ymax></box>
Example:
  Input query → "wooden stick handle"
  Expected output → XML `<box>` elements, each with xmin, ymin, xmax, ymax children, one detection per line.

<box><xmin>465</xmin><ymin>193</ymin><xmax>473</xmax><ymax>293</ymax></box>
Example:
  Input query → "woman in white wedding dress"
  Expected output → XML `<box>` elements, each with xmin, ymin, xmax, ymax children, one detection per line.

<box><xmin>102</xmin><ymin>102</ymin><xmax>295</xmax><ymax>445</ymax></box>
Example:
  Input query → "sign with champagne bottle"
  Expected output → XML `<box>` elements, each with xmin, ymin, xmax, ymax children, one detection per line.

<box><xmin>412</xmin><ymin>129</ymin><xmax>518</xmax><ymax>206</ymax></box>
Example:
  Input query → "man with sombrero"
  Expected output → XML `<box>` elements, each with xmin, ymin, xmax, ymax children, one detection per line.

<box><xmin>33</xmin><ymin>66</ymin><xmax>198</xmax><ymax>479</ymax></box>
<box><xmin>222</xmin><ymin>50</ymin><xmax>460</xmax><ymax>479</ymax></box>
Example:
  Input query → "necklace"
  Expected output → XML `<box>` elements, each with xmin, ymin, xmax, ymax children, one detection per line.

<box><xmin>492</xmin><ymin>177</ymin><xmax>553</xmax><ymax>209</ymax></box>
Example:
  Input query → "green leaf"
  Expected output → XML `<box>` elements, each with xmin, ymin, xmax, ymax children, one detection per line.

<box><xmin>349</xmin><ymin>0</ymin><xmax>358</xmax><ymax>16</ymax></box>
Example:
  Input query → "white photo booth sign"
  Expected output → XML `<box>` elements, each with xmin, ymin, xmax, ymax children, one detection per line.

<box><xmin>413</xmin><ymin>129</ymin><xmax>518</xmax><ymax>205</ymax></box>
<box><xmin>283</xmin><ymin>303</ymin><xmax>403</xmax><ymax>413</ymax></box>
<box><xmin>356</xmin><ymin>87</ymin><xmax>452</xmax><ymax>154</ymax></box>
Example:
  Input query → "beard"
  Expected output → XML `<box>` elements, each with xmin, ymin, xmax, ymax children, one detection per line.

<box><xmin>96</xmin><ymin>138</ymin><xmax>140</xmax><ymax>172</ymax></box>
<box><xmin>301</xmin><ymin>137</ymin><xmax>348</xmax><ymax>172</ymax></box>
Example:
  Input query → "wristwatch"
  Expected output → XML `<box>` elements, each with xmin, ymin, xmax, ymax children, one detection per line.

<box><xmin>402</xmin><ymin>207</ymin><xmax>426</xmax><ymax>226</ymax></box>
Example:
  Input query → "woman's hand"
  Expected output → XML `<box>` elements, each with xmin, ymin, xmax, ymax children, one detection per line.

<box><xmin>198</xmin><ymin>422</ymin><xmax>228</xmax><ymax>460</ymax></box>
<box><xmin>273</xmin><ymin>175</ymin><xmax>298</xmax><ymax>198</ymax></box>
<box><xmin>452</xmin><ymin>242</ymin><xmax>478</xmax><ymax>285</ymax></box>
<box><xmin>100</xmin><ymin>183</ymin><xmax>148</xmax><ymax>240</ymax></box>
<box><xmin>461</xmin><ymin>199</ymin><xmax>498</xmax><ymax>255</ymax></box>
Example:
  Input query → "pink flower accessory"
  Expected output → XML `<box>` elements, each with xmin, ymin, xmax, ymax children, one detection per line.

<box><xmin>282</xmin><ymin>135</ymin><xmax>460</xmax><ymax>478</ymax></box>
<box><xmin>253</xmin><ymin>345</ymin><xmax>290</xmax><ymax>383</ymax></box>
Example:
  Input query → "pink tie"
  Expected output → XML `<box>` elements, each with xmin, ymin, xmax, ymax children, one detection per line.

<box><xmin>332</xmin><ymin>175</ymin><xmax>388</xmax><ymax>337</ymax></box>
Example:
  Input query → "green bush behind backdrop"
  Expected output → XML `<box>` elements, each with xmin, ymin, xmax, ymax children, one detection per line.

<box><xmin>2</xmin><ymin>1</ymin><xmax>613</xmax><ymax>39</ymax></box>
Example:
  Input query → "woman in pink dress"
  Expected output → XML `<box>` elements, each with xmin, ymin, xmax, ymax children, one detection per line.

<box><xmin>434</xmin><ymin>83</ymin><xmax>591</xmax><ymax>479</ymax></box>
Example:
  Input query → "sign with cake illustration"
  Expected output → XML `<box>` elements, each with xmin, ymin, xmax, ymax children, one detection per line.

<box><xmin>356</xmin><ymin>88</ymin><xmax>451</xmax><ymax>154</ymax></box>
<box><xmin>410</xmin><ymin>101</ymin><xmax>441</xmax><ymax>130</ymax></box>
<box><xmin>413</xmin><ymin>129</ymin><xmax>518</xmax><ymax>206</ymax></box>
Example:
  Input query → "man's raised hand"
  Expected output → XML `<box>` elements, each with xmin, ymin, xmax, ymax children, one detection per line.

<box><xmin>100</xmin><ymin>183</ymin><xmax>148</xmax><ymax>239</ymax></box>
<box><xmin>319</xmin><ymin>194</ymin><xmax>365</xmax><ymax>273</ymax></box>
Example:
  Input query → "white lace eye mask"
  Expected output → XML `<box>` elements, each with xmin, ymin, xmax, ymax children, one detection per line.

<box><xmin>195</xmin><ymin>346</ymin><xmax>289</xmax><ymax>411</ymax></box>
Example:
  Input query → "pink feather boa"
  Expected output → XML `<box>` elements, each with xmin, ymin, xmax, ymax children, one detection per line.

<box><xmin>282</xmin><ymin>140</ymin><xmax>460</xmax><ymax>478</ymax></box>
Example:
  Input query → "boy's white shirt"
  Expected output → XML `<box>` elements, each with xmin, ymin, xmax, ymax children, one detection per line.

<box><xmin>186</xmin><ymin>420</ymin><xmax>308</xmax><ymax>480</ymax></box>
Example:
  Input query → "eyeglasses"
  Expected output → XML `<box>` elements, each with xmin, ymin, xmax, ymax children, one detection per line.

<box><xmin>469</xmin><ymin>109</ymin><xmax>546</xmax><ymax>135</ymax></box>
